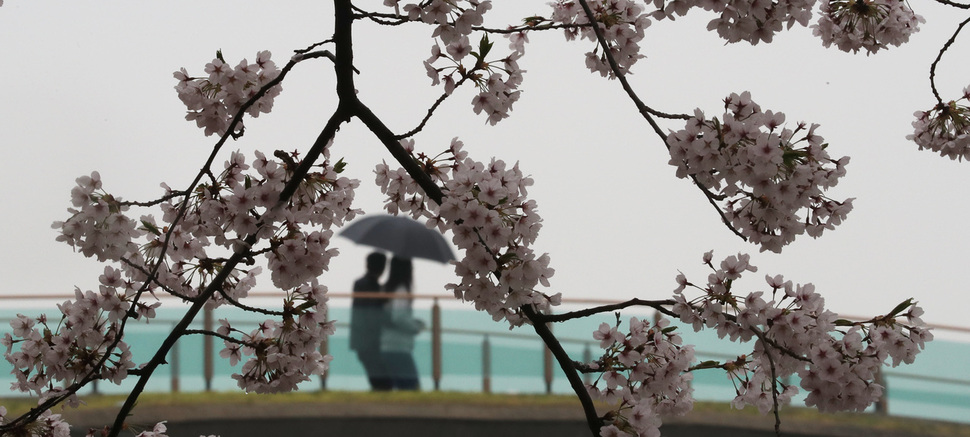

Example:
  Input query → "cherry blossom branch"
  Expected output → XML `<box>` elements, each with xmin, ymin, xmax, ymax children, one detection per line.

<box><xmin>472</xmin><ymin>23</ymin><xmax>588</xmax><ymax>34</ymax></box>
<box><xmin>522</xmin><ymin>305</ymin><xmax>604</xmax><ymax>435</ymax></box>
<box><xmin>750</xmin><ymin>327</ymin><xmax>784</xmax><ymax>437</ymax></box>
<box><xmin>395</xmin><ymin>76</ymin><xmax>471</xmax><ymax>140</ymax></box>
<box><xmin>929</xmin><ymin>14</ymin><xmax>970</xmax><ymax>104</ymax></box>
<box><xmin>217</xmin><ymin>289</ymin><xmax>286</xmax><ymax>317</ymax></box>
<box><xmin>119</xmin><ymin>257</ymin><xmax>198</xmax><ymax>301</ymax></box>
<box><xmin>107</xmin><ymin>239</ymin><xmax>255</xmax><ymax>437</ymax></box>
<box><xmin>572</xmin><ymin>0</ymin><xmax>747</xmax><ymax>243</ymax></box>
<box><xmin>930</xmin><ymin>0</ymin><xmax>970</xmax><ymax>9</ymax></box>
<box><xmin>532</xmin><ymin>298</ymin><xmax>678</xmax><ymax>323</ymax></box>
<box><xmin>183</xmin><ymin>329</ymin><xmax>253</xmax><ymax>346</ymax></box>
<box><xmin>97</xmin><ymin>37</ymin><xmax>351</xmax><ymax>437</ymax></box>
<box><xmin>294</xmin><ymin>38</ymin><xmax>335</xmax><ymax>55</ymax></box>
<box><xmin>119</xmin><ymin>190</ymin><xmax>189</xmax><ymax>207</ymax></box>
<box><xmin>573</xmin><ymin>0</ymin><xmax>691</xmax><ymax>124</ymax></box>
<box><xmin>355</xmin><ymin>101</ymin><xmax>446</xmax><ymax>204</ymax></box>
<box><xmin>105</xmin><ymin>105</ymin><xmax>348</xmax><ymax>437</ymax></box>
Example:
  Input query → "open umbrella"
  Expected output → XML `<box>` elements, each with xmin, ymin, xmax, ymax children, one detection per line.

<box><xmin>338</xmin><ymin>214</ymin><xmax>456</xmax><ymax>263</ymax></box>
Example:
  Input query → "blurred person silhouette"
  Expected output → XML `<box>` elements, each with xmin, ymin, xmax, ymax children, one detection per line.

<box><xmin>380</xmin><ymin>256</ymin><xmax>425</xmax><ymax>390</ymax></box>
<box><xmin>349</xmin><ymin>251</ymin><xmax>392</xmax><ymax>391</ymax></box>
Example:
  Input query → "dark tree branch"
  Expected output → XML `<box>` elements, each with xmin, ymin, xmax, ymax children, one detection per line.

<box><xmin>749</xmin><ymin>328</ymin><xmax>783</xmax><ymax>437</ymax></box>
<box><xmin>574</xmin><ymin>0</ymin><xmax>747</xmax><ymax>242</ymax></box>
<box><xmin>120</xmin><ymin>190</ymin><xmax>189</xmax><ymax>207</ymax></box>
<box><xmin>522</xmin><ymin>306</ymin><xmax>604</xmax><ymax>436</ymax></box>
<box><xmin>929</xmin><ymin>14</ymin><xmax>970</xmax><ymax>104</ymax></box>
<box><xmin>101</xmin><ymin>23</ymin><xmax>353</xmax><ymax>437</ymax></box>
<box><xmin>395</xmin><ymin>76</ymin><xmax>470</xmax><ymax>140</ymax></box>
<box><xmin>218</xmin><ymin>288</ymin><xmax>286</xmax><ymax>317</ymax></box>
<box><xmin>184</xmin><ymin>329</ymin><xmax>254</xmax><ymax>346</ymax></box>
<box><xmin>118</xmin><ymin>257</ymin><xmax>198</xmax><ymax>302</ymax></box>
<box><xmin>533</xmin><ymin>298</ymin><xmax>678</xmax><ymax>323</ymax></box>
<box><xmin>931</xmin><ymin>0</ymin><xmax>970</xmax><ymax>9</ymax></box>
<box><xmin>573</xmin><ymin>0</ymin><xmax>691</xmax><ymax>123</ymax></box>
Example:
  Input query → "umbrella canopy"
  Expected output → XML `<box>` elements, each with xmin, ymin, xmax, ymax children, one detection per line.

<box><xmin>338</xmin><ymin>214</ymin><xmax>456</xmax><ymax>263</ymax></box>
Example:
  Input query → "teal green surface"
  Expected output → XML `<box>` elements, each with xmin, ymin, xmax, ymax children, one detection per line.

<box><xmin>1</xmin><ymin>305</ymin><xmax>967</xmax><ymax>424</ymax></box>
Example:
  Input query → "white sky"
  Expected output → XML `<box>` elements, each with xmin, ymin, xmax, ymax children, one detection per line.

<box><xmin>1</xmin><ymin>2</ymin><xmax>968</xmax><ymax>339</ymax></box>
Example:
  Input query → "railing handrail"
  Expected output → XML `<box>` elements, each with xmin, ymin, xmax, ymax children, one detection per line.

<box><xmin>0</xmin><ymin>299</ymin><xmax>968</xmax><ymax>420</ymax></box>
<box><xmin>2</xmin><ymin>291</ymin><xmax>968</xmax><ymax>335</ymax></box>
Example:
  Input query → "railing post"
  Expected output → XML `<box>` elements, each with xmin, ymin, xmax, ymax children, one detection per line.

<box><xmin>171</xmin><ymin>327</ymin><xmax>180</xmax><ymax>393</ymax></box>
<box><xmin>875</xmin><ymin>365</ymin><xmax>888</xmax><ymax>415</ymax></box>
<box><xmin>203</xmin><ymin>307</ymin><xmax>213</xmax><ymax>392</ymax></box>
<box><xmin>432</xmin><ymin>297</ymin><xmax>442</xmax><ymax>391</ymax></box>
<box><xmin>582</xmin><ymin>342</ymin><xmax>592</xmax><ymax>386</ymax></box>
<box><xmin>482</xmin><ymin>334</ymin><xmax>491</xmax><ymax>394</ymax></box>
<box><xmin>543</xmin><ymin>321</ymin><xmax>553</xmax><ymax>394</ymax></box>
<box><xmin>319</xmin><ymin>314</ymin><xmax>329</xmax><ymax>391</ymax></box>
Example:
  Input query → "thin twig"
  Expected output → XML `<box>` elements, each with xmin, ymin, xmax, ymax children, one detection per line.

<box><xmin>120</xmin><ymin>190</ymin><xmax>189</xmax><ymax>207</ymax></box>
<box><xmin>395</xmin><ymin>77</ymin><xmax>470</xmax><ymax>140</ymax></box>
<box><xmin>929</xmin><ymin>14</ymin><xmax>970</xmax><ymax>104</ymax></box>
<box><xmin>572</xmin><ymin>0</ymin><xmax>746</xmax><ymax>242</ymax></box>
<box><xmin>750</xmin><ymin>328</ymin><xmax>783</xmax><ymax>437</ymax></box>
<box><xmin>931</xmin><ymin>0</ymin><xmax>970</xmax><ymax>8</ymax></box>
<box><xmin>218</xmin><ymin>288</ymin><xmax>286</xmax><ymax>317</ymax></box>
<box><xmin>184</xmin><ymin>329</ymin><xmax>254</xmax><ymax>346</ymax></box>
<box><xmin>534</xmin><ymin>298</ymin><xmax>678</xmax><ymax>323</ymax></box>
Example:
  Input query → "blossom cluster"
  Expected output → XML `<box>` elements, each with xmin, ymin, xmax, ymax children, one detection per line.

<box><xmin>908</xmin><ymin>86</ymin><xmax>970</xmax><ymax>160</ymax></box>
<box><xmin>0</xmin><ymin>408</ymin><xmax>71</xmax><ymax>437</ymax></box>
<box><xmin>672</xmin><ymin>251</ymin><xmax>931</xmax><ymax>414</ymax></box>
<box><xmin>52</xmin><ymin>171</ymin><xmax>142</xmax><ymax>262</ymax></box>
<box><xmin>387</xmin><ymin>1</ymin><xmax>524</xmax><ymax>125</ymax></box>
<box><xmin>142</xmin><ymin>149</ymin><xmax>356</xmax><ymax>392</ymax></box>
<box><xmin>3</xmin><ymin>149</ymin><xmax>358</xmax><ymax>434</ymax></box>
<box><xmin>651</xmin><ymin>0</ymin><xmax>816</xmax><ymax>45</ymax></box>
<box><xmin>588</xmin><ymin>316</ymin><xmax>695</xmax><ymax>437</ymax></box>
<box><xmin>812</xmin><ymin>0</ymin><xmax>924</xmax><ymax>54</ymax></box>
<box><xmin>548</xmin><ymin>0</ymin><xmax>651</xmax><ymax>77</ymax></box>
<box><xmin>667</xmin><ymin>92</ymin><xmax>853</xmax><ymax>252</ymax></box>
<box><xmin>2</xmin><ymin>287</ymin><xmax>136</xmax><ymax>402</ymax></box>
<box><xmin>376</xmin><ymin>138</ymin><xmax>559</xmax><ymax>326</ymax></box>
<box><xmin>174</xmin><ymin>50</ymin><xmax>282</xmax><ymax>137</ymax></box>
<box><xmin>218</xmin><ymin>281</ymin><xmax>335</xmax><ymax>393</ymax></box>
<box><xmin>153</xmin><ymin>149</ymin><xmax>358</xmax><ymax>294</ymax></box>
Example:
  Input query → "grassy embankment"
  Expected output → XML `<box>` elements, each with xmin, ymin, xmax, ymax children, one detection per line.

<box><xmin>1</xmin><ymin>390</ymin><xmax>968</xmax><ymax>436</ymax></box>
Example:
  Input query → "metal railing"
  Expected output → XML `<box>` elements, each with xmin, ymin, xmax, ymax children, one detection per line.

<box><xmin>2</xmin><ymin>292</ymin><xmax>969</xmax><ymax>420</ymax></box>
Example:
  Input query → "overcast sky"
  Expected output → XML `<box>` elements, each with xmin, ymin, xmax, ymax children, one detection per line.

<box><xmin>1</xmin><ymin>2</ymin><xmax>968</xmax><ymax>339</ymax></box>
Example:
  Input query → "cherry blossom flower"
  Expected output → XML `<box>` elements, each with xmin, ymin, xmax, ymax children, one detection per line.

<box><xmin>667</xmin><ymin>93</ymin><xmax>853</xmax><ymax>252</ymax></box>
<box><xmin>812</xmin><ymin>0</ymin><xmax>924</xmax><ymax>54</ymax></box>
<box><xmin>671</xmin><ymin>251</ymin><xmax>931</xmax><ymax>415</ymax></box>
<box><xmin>908</xmin><ymin>91</ymin><xmax>970</xmax><ymax>160</ymax></box>
<box><xmin>376</xmin><ymin>138</ymin><xmax>557</xmax><ymax>326</ymax></box>
<box><xmin>549</xmin><ymin>0</ymin><xmax>651</xmax><ymax>77</ymax></box>
<box><xmin>174</xmin><ymin>51</ymin><xmax>282</xmax><ymax>137</ymax></box>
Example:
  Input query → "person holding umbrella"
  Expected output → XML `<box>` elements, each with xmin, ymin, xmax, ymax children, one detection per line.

<box><xmin>349</xmin><ymin>252</ymin><xmax>392</xmax><ymax>391</ymax></box>
<box><xmin>339</xmin><ymin>214</ymin><xmax>456</xmax><ymax>390</ymax></box>
<box><xmin>380</xmin><ymin>256</ymin><xmax>425</xmax><ymax>390</ymax></box>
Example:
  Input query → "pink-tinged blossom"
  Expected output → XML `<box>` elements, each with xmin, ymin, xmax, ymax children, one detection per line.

<box><xmin>674</xmin><ymin>251</ymin><xmax>930</xmax><ymax>415</ymax></box>
<box><xmin>33</xmin><ymin>148</ymin><xmax>354</xmax><ymax>401</ymax></box>
<box><xmin>812</xmin><ymin>0</ymin><xmax>923</xmax><ymax>54</ymax></box>
<box><xmin>667</xmin><ymin>93</ymin><xmax>853</xmax><ymax>252</ymax></box>
<box><xmin>908</xmin><ymin>93</ymin><xmax>970</xmax><ymax>161</ymax></box>
<box><xmin>549</xmin><ymin>0</ymin><xmax>650</xmax><ymax>77</ymax></box>
<box><xmin>174</xmin><ymin>51</ymin><xmax>282</xmax><ymax>137</ymax></box>
<box><xmin>649</xmin><ymin>0</ymin><xmax>817</xmax><ymax>45</ymax></box>
<box><xmin>409</xmin><ymin>1</ymin><xmax>523</xmax><ymax>124</ymax></box>
<box><xmin>135</xmin><ymin>421</ymin><xmax>168</xmax><ymax>437</ymax></box>
<box><xmin>586</xmin><ymin>316</ymin><xmax>695</xmax><ymax>435</ymax></box>
<box><xmin>375</xmin><ymin>138</ymin><xmax>556</xmax><ymax>326</ymax></box>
